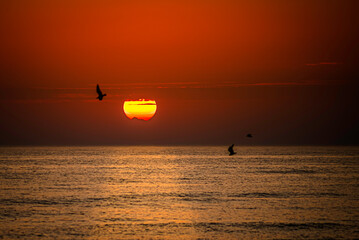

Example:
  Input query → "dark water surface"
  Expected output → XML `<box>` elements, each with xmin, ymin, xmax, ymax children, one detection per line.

<box><xmin>0</xmin><ymin>146</ymin><xmax>358</xmax><ymax>239</ymax></box>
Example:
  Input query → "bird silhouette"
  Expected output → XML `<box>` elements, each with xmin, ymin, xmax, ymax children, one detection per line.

<box><xmin>96</xmin><ymin>84</ymin><xmax>107</xmax><ymax>101</ymax></box>
<box><xmin>246</xmin><ymin>134</ymin><xmax>253</xmax><ymax>138</ymax></box>
<box><xmin>228</xmin><ymin>144</ymin><xmax>236</xmax><ymax>156</ymax></box>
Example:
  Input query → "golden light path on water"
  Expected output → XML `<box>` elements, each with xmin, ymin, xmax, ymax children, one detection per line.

<box><xmin>0</xmin><ymin>146</ymin><xmax>358</xmax><ymax>239</ymax></box>
<box><xmin>123</xmin><ymin>99</ymin><xmax>157</xmax><ymax>121</ymax></box>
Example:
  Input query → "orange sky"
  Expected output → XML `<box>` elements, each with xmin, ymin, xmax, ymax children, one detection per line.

<box><xmin>0</xmin><ymin>0</ymin><xmax>358</xmax><ymax>145</ymax></box>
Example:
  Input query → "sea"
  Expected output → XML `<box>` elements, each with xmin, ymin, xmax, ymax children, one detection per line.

<box><xmin>0</xmin><ymin>146</ymin><xmax>358</xmax><ymax>239</ymax></box>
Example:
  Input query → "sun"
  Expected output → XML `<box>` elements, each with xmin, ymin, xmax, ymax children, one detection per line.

<box><xmin>123</xmin><ymin>99</ymin><xmax>157</xmax><ymax>121</ymax></box>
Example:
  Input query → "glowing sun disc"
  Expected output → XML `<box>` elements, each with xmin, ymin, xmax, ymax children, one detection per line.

<box><xmin>123</xmin><ymin>99</ymin><xmax>157</xmax><ymax>121</ymax></box>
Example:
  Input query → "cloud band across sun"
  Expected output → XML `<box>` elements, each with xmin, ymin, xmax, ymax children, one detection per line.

<box><xmin>123</xmin><ymin>99</ymin><xmax>157</xmax><ymax>121</ymax></box>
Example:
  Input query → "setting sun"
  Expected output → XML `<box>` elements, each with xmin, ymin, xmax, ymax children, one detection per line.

<box><xmin>123</xmin><ymin>99</ymin><xmax>157</xmax><ymax>121</ymax></box>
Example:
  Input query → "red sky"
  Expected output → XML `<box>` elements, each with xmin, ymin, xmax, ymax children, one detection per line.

<box><xmin>0</xmin><ymin>0</ymin><xmax>358</xmax><ymax>145</ymax></box>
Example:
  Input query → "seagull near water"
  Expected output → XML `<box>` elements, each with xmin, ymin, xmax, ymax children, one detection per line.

<box><xmin>227</xmin><ymin>134</ymin><xmax>252</xmax><ymax>156</ymax></box>
<box><xmin>228</xmin><ymin>144</ymin><xmax>236</xmax><ymax>156</ymax></box>
<box><xmin>96</xmin><ymin>84</ymin><xmax>107</xmax><ymax>101</ymax></box>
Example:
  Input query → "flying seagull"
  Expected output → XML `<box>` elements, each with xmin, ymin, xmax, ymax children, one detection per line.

<box><xmin>96</xmin><ymin>84</ymin><xmax>107</xmax><ymax>101</ymax></box>
<box><xmin>246</xmin><ymin>134</ymin><xmax>253</xmax><ymax>138</ymax></box>
<box><xmin>228</xmin><ymin>144</ymin><xmax>236</xmax><ymax>156</ymax></box>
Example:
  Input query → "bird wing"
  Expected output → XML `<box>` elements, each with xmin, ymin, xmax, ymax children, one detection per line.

<box><xmin>228</xmin><ymin>146</ymin><xmax>234</xmax><ymax>154</ymax></box>
<box><xmin>96</xmin><ymin>84</ymin><xmax>102</xmax><ymax>95</ymax></box>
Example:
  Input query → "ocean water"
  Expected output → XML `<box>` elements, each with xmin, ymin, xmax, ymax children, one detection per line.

<box><xmin>0</xmin><ymin>146</ymin><xmax>358</xmax><ymax>239</ymax></box>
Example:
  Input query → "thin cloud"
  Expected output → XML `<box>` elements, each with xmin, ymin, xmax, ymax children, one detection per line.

<box><xmin>56</xmin><ymin>93</ymin><xmax>90</xmax><ymax>99</ymax></box>
<box><xmin>1</xmin><ymin>79</ymin><xmax>344</xmax><ymax>103</ymax></box>
<box><xmin>33</xmin><ymin>80</ymin><xmax>344</xmax><ymax>92</ymax></box>
<box><xmin>306</xmin><ymin>62</ymin><xmax>341</xmax><ymax>66</ymax></box>
<box><xmin>250</xmin><ymin>80</ymin><xmax>328</xmax><ymax>86</ymax></box>
<box><xmin>320</xmin><ymin>62</ymin><xmax>340</xmax><ymax>65</ymax></box>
